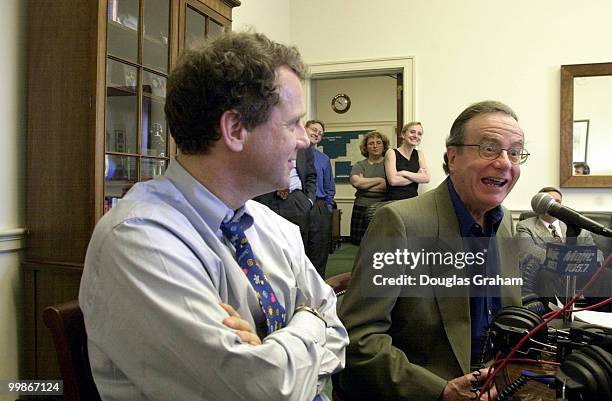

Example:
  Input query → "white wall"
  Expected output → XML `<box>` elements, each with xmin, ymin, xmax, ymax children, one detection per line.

<box><xmin>0</xmin><ymin>0</ymin><xmax>26</xmax><ymax>393</ymax></box>
<box><xmin>289</xmin><ymin>0</ymin><xmax>612</xmax><ymax>212</ymax></box>
<box><xmin>314</xmin><ymin>76</ymin><xmax>398</xmax><ymax>127</ymax></box>
<box><xmin>233</xmin><ymin>0</ymin><xmax>291</xmax><ymax>44</ymax></box>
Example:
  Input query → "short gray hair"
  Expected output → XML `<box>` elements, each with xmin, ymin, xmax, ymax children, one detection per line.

<box><xmin>442</xmin><ymin>100</ymin><xmax>518</xmax><ymax>174</ymax></box>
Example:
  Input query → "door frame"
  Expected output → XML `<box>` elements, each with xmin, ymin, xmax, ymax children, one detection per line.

<box><xmin>305</xmin><ymin>56</ymin><xmax>415</xmax><ymax>131</ymax></box>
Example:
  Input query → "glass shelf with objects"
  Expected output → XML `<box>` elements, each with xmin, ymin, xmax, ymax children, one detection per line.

<box><xmin>104</xmin><ymin>0</ymin><xmax>171</xmax><ymax>213</ymax></box>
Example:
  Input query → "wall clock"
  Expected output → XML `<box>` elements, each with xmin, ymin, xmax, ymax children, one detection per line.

<box><xmin>331</xmin><ymin>93</ymin><xmax>351</xmax><ymax>114</ymax></box>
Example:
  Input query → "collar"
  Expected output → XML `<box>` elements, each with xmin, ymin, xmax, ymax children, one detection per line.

<box><xmin>164</xmin><ymin>159</ymin><xmax>253</xmax><ymax>238</ymax></box>
<box><xmin>446</xmin><ymin>177</ymin><xmax>503</xmax><ymax>237</ymax></box>
<box><xmin>539</xmin><ymin>217</ymin><xmax>561</xmax><ymax>235</ymax></box>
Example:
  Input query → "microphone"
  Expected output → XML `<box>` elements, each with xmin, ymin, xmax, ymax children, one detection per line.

<box><xmin>531</xmin><ymin>193</ymin><xmax>612</xmax><ymax>237</ymax></box>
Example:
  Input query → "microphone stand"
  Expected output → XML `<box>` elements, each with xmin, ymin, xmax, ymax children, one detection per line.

<box><xmin>563</xmin><ymin>224</ymin><xmax>581</xmax><ymax>324</ymax></box>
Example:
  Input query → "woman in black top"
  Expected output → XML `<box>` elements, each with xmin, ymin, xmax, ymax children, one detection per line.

<box><xmin>384</xmin><ymin>122</ymin><xmax>430</xmax><ymax>200</ymax></box>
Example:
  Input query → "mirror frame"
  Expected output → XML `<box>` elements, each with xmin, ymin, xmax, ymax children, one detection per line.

<box><xmin>560</xmin><ymin>62</ymin><xmax>612</xmax><ymax>188</ymax></box>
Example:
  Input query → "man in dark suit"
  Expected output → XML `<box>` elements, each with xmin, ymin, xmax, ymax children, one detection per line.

<box><xmin>517</xmin><ymin>186</ymin><xmax>605</xmax><ymax>303</ymax></box>
<box><xmin>254</xmin><ymin>147</ymin><xmax>316</xmax><ymax>247</ymax></box>
<box><xmin>338</xmin><ymin>101</ymin><xmax>525</xmax><ymax>401</ymax></box>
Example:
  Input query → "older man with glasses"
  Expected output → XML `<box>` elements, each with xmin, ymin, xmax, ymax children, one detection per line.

<box><xmin>338</xmin><ymin>100</ymin><xmax>527</xmax><ymax>401</ymax></box>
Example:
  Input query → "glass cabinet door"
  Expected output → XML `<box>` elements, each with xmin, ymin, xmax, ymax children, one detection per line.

<box><xmin>208</xmin><ymin>18</ymin><xmax>224</xmax><ymax>39</ymax></box>
<box><xmin>184</xmin><ymin>1</ymin><xmax>227</xmax><ymax>50</ymax></box>
<box><xmin>106</xmin><ymin>59</ymin><xmax>138</xmax><ymax>154</ymax></box>
<box><xmin>104</xmin><ymin>0</ymin><xmax>170</xmax><ymax>213</ymax></box>
<box><xmin>185</xmin><ymin>5</ymin><xmax>206</xmax><ymax>50</ymax></box>
<box><xmin>107</xmin><ymin>0</ymin><xmax>140</xmax><ymax>63</ymax></box>
<box><xmin>103</xmin><ymin>0</ymin><xmax>232</xmax><ymax>213</ymax></box>
<box><xmin>141</xmin><ymin>71</ymin><xmax>167</xmax><ymax>156</ymax></box>
<box><xmin>143</xmin><ymin>0</ymin><xmax>170</xmax><ymax>73</ymax></box>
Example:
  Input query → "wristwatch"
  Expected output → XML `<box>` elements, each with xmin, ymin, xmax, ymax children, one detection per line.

<box><xmin>295</xmin><ymin>305</ymin><xmax>328</xmax><ymax>327</ymax></box>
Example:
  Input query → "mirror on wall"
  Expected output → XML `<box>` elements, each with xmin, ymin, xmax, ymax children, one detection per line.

<box><xmin>560</xmin><ymin>62</ymin><xmax>612</xmax><ymax>187</ymax></box>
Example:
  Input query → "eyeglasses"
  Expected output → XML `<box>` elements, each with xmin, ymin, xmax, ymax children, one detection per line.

<box><xmin>307</xmin><ymin>127</ymin><xmax>323</xmax><ymax>135</ymax></box>
<box><xmin>454</xmin><ymin>142</ymin><xmax>530</xmax><ymax>164</ymax></box>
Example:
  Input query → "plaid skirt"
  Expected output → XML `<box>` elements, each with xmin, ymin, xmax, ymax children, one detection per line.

<box><xmin>350</xmin><ymin>204</ymin><xmax>369</xmax><ymax>245</ymax></box>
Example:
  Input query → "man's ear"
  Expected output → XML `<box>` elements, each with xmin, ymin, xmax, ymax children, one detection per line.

<box><xmin>446</xmin><ymin>147</ymin><xmax>457</xmax><ymax>174</ymax></box>
<box><xmin>219</xmin><ymin>109</ymin><xmax>247</xmax><ymax>152</ymax></box>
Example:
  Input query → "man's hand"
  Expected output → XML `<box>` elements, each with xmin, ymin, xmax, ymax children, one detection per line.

<box><xmin>442</xmin><ymin>369</ymin><xmax>498</xmax><ymax>401</ymax></box>
<box><xmin>220</xmin><ymin>303</ymin><xmax>262</xmax><ymax>346</ymax></box>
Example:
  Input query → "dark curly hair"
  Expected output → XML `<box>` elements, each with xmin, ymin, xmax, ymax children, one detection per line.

<box><xmin>164</xmin><ymin>32</ymin><xmax>306</xmax><ymax>154</ymax></box>
<box><xmin>359</xmin><ymin>131</ymin><xmax>390</xmax><ymax>157</ymax></box>
<box><xmin>442</xmin><ymin>100</ymin><xmax>518</xmax><ymax>174</ymax></box>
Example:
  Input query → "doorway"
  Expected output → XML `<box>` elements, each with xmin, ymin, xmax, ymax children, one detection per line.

<box><xmin>306</xmin><ymin>57</ymin><xmax>415</xmax><ymax>237</ymax></box>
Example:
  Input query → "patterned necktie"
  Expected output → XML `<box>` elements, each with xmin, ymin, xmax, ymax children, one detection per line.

<box><xmin>220</xmin><ymin>220</ymin><xmax>286</xmax><ymax>334</ymax></box>
<box><xmin>222</xmin><ymin>220</ymin><xmax>322</xmax><ymax>401</ymax></box>
<box><xmin>549</xmin><ymin>224</ymin><xmax>562</xmax><ymax>242</ymax></box>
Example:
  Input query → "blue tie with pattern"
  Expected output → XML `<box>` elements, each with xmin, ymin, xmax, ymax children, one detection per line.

<box><xmin>220</xmin><ymin>220</ymin><xmax>286</xmax><ymax>334</ymax></box>
<box><xmin>221</xmin><ymin>220</ymin><xmax>323</xmax><ymax>401</ymax></box>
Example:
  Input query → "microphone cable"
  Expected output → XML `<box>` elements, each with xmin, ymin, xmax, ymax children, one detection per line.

<box><xmin>496</xmin><ymin>374</ymin><xmax>529</xmax><ymax>401</ymax></box>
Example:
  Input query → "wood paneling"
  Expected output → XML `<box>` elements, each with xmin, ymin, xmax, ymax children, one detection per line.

<box><xmin>22</xmin><ymin>263</ymin><xmax>83</xmax><ymax>379</ymax></box>
<box><xmin>26</xmin><ymin>1</ymin><xmax>99</xmax><ymax>264</ymax></box>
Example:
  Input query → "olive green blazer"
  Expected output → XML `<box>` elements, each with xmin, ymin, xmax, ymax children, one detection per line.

<box><xmin>337</xmin><ymin>181</ymin><xmax>521</xmax><ymax>401</ymax></box>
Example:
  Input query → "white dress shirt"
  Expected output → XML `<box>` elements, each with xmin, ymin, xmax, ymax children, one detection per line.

<box><xmin>79</xmin><ymin>159</ymin><xmax>347</xmax><ymax>401</ymax></box>
<box><xmin>289</xmin><ymin>160</ymin><xmax>302</xmax><ymax>192</ymax></box>
<box><xmin>539</xmin><ymin>217</ymin><xmax>563</xmax><ymax>239</ymax></box>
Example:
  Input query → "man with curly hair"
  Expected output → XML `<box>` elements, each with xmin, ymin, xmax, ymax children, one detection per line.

<box><xmin>80</xmin><ymin>32</ymin><xmax>347</xmax><ymax>401</ymax></box>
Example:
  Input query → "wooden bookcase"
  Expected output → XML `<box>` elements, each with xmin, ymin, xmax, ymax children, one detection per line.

<box><xmin>24</xmin><ymin>0</ymin><xmax>240</xmax><ymax>381</ymax></box>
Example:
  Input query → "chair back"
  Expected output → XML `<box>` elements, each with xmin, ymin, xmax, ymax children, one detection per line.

<box><xmin>330</xmin><ymin>208</ymin><xmax>343</xmax><ymax>253</ymax></box>
<box><xmin>42</xmin><ymin>300</ymin><xmax>101</xmax><ymax>401</ymax></box>
<box><xmin>325</xmin><ymin>272</ymin><xmax>352</xmax><ymax>297</ymax></box>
